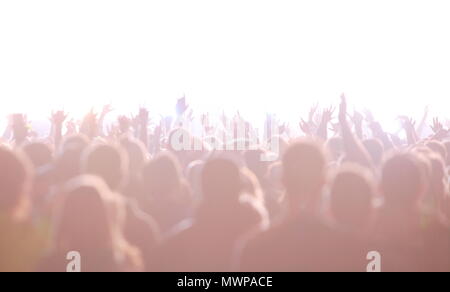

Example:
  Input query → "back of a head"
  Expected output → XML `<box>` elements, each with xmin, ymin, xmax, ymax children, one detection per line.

<box><xmin>83</xmin><ymin>144</ymin><xmax>128</xmax><ymax>191</ymax></box>
<box><xmin>22</xmin><ymin>142</ymin><xmax>53</xmax><ymax>168</ymax></box>
<box><xmin>120</xmin><ymin>137</ymin><xmax>148</xmax><ymax>174</ymax></box>
<box><xmin>54</xmin><ymin>147</ymin><xmax>84</xmax><ymax>184</ymax></box>
<box><xmin>55</xmin><ymin>175</ymin><xmax>117</xmax><ymax>251</ymax></box>
<box><xmin>201</xmin><ymin>158</ymin><xmax>242</xmax><ymax>204</ymax></box>
<box><xmin>61</xmin><ymin>134</ymin><xmax>90</xmax><ymax>153</ymax></box>
<box><xmin>363</xmin><ymin>139</ymin><xmax>384</xmax><ymax>166</ymax></box>
<box><xmin>282</xmin><ymin>139</ymin><xmax>328</xmax><ymax>196</ymax></box>
<box><xmin>330</xmin><ymin>165</ymin><xmax>375</xmax><ymax>229</ymax></box>
<box><xmin>142</xmin><ymin>152</ymin><xmax>182</xmax><ymax>197</ymax></box>
<box><xmin>381</xmin><ymin>152</ymin><xmax>426</xmax><ymax>208</ymax></box>
<box><xmin>0</xmin><ymin>147</ymin><xmax>32</xmax><ymax>214</ymax></box>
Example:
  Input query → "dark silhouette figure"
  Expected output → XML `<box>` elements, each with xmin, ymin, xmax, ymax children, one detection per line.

<box><xmin>157</xmin><ymin>158</ymin><xmax>264</xmax><ymax>271</ymax></box>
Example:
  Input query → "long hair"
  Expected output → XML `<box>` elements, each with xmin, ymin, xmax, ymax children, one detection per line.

<box><xmin>52</xmin><ymin>175</ymin><xmax>142</xmax><ymax>271</ymax></box>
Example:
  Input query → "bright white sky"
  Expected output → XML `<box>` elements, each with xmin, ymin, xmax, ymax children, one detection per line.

<box><xmin>1</xmin><ymin>0</ymin><xmax>450</xmax><ymax>132</ymax></box>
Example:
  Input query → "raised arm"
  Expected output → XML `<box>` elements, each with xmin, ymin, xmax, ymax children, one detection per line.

<box><xmin>50</xmin><ymin>110</ymin><xmax>68</xmax><ymax>149</ymax></box>
<box><xmin>351</xmin><ymin>111</ymin><xmax>364</xmax><ymax>140</ymax></box>
<box><xmin>364</xmin><ymin>108</ymin><xmax>395</xmax><ymax>150</ymax></box>
<box><xmin>80</xmin><ymin>110</ymin><xmax>99</xmax><ymax>139</ymax></box>
<box><xmin>137</xmin><ymin>108</ymin><xmax>149</xmax><ymax>148</ymax></box>
<box><xmin>430</xmin><ymin>117</ymin><xmax>450</xmax><ymax>141</ymax></box>
<box><xmin>339</xmin><ymin>95</ymin><xmax>373</xmax><ymax>169</ymax></box>
<box><xmin>317</xmin><ymin>106</ymin><xmax>335</xmax><ymax>141</ymax></box>
<box><xmin>416</xmin><ymin>106</ymin><xmax>429</xmax><ymax>138</ymax></box>
<box><xmin>98</xmin><ymin>104</ymin><xmax>113</xmax><ymax>137</ymax></box>
<box><xmin>11</xmin><ymin>114</ymin><xmax>29</xmax><ymax>147</ymax></box>
<box><xmin>399</xmin><ymin>116</ymin><xmax>418</xmax><ymax>145</ymax></box>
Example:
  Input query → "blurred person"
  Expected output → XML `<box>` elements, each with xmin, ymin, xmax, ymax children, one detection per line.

<box><xmin>374</xmin><ymin>152</ymin><xmax>450</xmax><ymax>271</ymax></box>
<box><xmin>324</xmin><ymin>164</ymin><xmax>377</xmax><ymax>271</ymax></box>
<box><xmin>243</xmin><ymin>149</ymin><xmax>282</xmax><ymax>221</ymax></box>
<box><xmin>22</xmin><ymin>142</ymin><xmax>54</xmax><ymax>217</ymax></box>
<box><xmin>139</xmin><ymin>152</ymin><xmax>193</xmax><ymax>235</ymax></box>
<box><xmin>157</xmin><ymin>158</ymin><xmax>265</xmax><ymax>272</ymax></box>
<box><xmin>38</xmin><ymin>175</ymin><xmax>142</xmax><ymax>272</ymax></box>
<box><xmin>22</xmin><ymin>142</ymin><xmax>53</xmax><ymax>169</ymax></box>
<box><xmin>120</xmin><ymin>136</ymin><xmax>149</xmax><ymax>198</ymax></box>
<box><xmin>0</xmin><ymin>146</ymin><xmax>48</xmax><ymax>272</ymax></box>
<box><xmin>239</xmin><ymin>139</ymin><xmax>334</xmax><ymax>271</ymax></box>
<box><xmin>83</xmin><ymin>144</ymin><xmax>160</xmax><ymax>271</ymax></box>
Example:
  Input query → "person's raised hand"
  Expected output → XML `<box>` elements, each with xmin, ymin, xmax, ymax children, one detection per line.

<box><xmin>431</xmin><ymin>117</ymin><xmax>444</xmax><ymax>134</ymax></box>
<box><xmin>398</xmin><ymin>116</ymin><xmax>416</xmax><ymax>132</ymax></box>
<box><xmin>308</xmin><ymin>103</ymin><xmax>319</xmax><ymax>123</ymax></box>
<box><xmin>50</xmin><ymin>110</ymin><xmax>68</xmax><ymax>126</ymax></box>
<box><xmin>101</xmin><ymin>104</ymin><xmax>113</xmax><ymax>116</ymax></box>
<box><xmin>329</xmin><ymin>122</ymin><xmax>341</xmax><ymax>135</ymax></box>
<box><xmin>118</xmin><ymin>115</ymin><xmax>131</xmax><ymax>133</ymax></box>
<box><xmin>175</xmin><ymin>96</ymin><xmax>189</xmax><ymax>116</ymax></box>
<box><xmin>299</xmin><ymin>119</ymin><xmax>312</xmax><ymax>135</ymax></box>
<box><xmin>66</xmin><ymin>118</ymin><xmax>77</xmax><ymax>134</ymax></box>
<box><xmin>321</xmin><ymin>105</ymin><xmax>335</xmax><ymax>124</ymax></box>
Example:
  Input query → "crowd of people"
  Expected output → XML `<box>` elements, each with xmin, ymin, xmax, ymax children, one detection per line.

<box><xmin>0</xmin><ymin>95</ymin><xmax>449</xmax><ymax>272</ymax></box>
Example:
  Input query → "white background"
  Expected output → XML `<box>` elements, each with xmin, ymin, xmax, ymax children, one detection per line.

<box><xmin>1</xmin><ymin>0</ymin><xmax>450</xmax><ymax>132</ymax></box>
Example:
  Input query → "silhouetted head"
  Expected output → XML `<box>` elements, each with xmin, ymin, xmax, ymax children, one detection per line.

<box><xmin>61</xmin><ymin>134</ymin><xmax>90</xmax><ymax>153</ymax></box>
<box><xmin>54</xmin><ymin>147</ymin><xmax>84</xmax><ymax>184</ymax></box>
<box><xmin>54</xmin><ymin>175</ymin><xmax>122</xmax><ymax>251</ymax></box>
<box><xmin>381</xmin><ymin>152</ymin><xmax>426</xmax><ymax>209</ymax></box>
<box><xmin>282</xmin><ymin>139</ymin><xmax>328</xmax><ymax>198</ymax></box>
<box><xmin>201</xmin><ymin>158</ymin><xmax>242</xmax><ymax>204</ymax></box>
<box><xmin>82</xmin><ymin>144</ymin><xmax>128</xmax><ymax>191</ymax></box>
<box><xmin>120</xmin><ymin>137</ymin><xmax>148</xmax><ymax>175</ymax></box>
<box><xmin>22</xmin><ymin>142</ymin><xmax>53</xmax><ymax>168</ymax></box>
<box><xmin>142</xmin><ymin>152</ymin><xmax>183</xmax><ymax>199</ymax></box>
<box><xmin>0</xmin><ymin>146</ymin><xmax>32</xmax><ymax>215</ymax></box>
<box><xmin>363</xmin><ymin>138</ymin><xmax>384</xmax><ymax>166</ymax></box>
<box><xmin>330</xmin><ymin>165</ymin><xmax>375</xmax><ymax>230</ymax></box>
